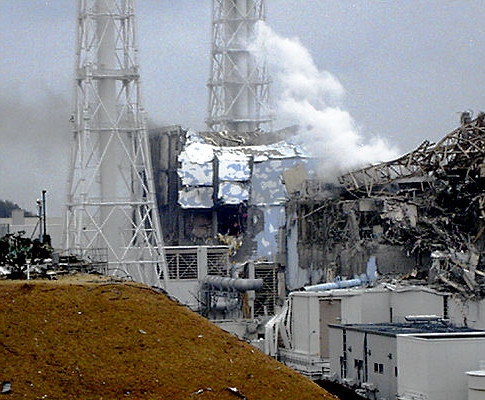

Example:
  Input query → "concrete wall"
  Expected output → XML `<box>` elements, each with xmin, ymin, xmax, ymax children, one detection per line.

<box><xmin>165</xmin><ymin>280</ymin><xmax>200</xmax><ymax>310</ymax></box>
<box><xmin>286</xmin><ymin>213</ymin><xmax>308</xmax><ymax>290</ymax></box>
<box><xmin>338</xmin><ymin>287</ymin><xmax>445</xmax><ymax>325</ymax></box>
<box><xmin>360</xmin><ymin>291</ymin><xmax>391</xmax><ymax>324</ymax></box>
<box><xmin>372</xmin><ymin>244</ymin><xmax>416</xmax><ymax>275</ymax></box>
<box><xmin>282</xmin><ymin>286</ymin><xmax>485</xmax><ymax>385</ymax></box>
<box><xmin>390</xmin><ymin>289</ymin><xmax>446</xmax><ymax>323</ymax></box>
<box><xmin>366</xmin><ymin>331</ymin><xmax>397</xmax><ymax>399</ymax></box>
<box><xmin>397</xmin><ymin>333</ymin><xmax>485</xmax><ymax>400</ymax></box>
<box><xmin>448</xmin><ymin>297</ymin><xmax>485</xmax><ymax>329</ymax></box>
<box><xmin>290</xmin><ymin>294</ymin><xmax>320</xmax><ymax>355</ymax></box>
<box><xmin>328</xmin><ymin>326</ymin><xmax>398</xmax><ymax>398</ymax></box>
<box><xmin>288</xmin><ymin>286</ymin><xmax>451</xmax><ymax>358</ymax></box>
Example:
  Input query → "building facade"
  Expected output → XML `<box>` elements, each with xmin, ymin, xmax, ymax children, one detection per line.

<box><xmin>329</xmin><ymin>323</ymin><xmax>485</xmax><ymax>400</ymax></box>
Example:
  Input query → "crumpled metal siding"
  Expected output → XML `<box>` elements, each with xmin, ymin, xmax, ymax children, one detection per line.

<box><xmin>251</xmin><ymin>159</ymin><xmax>299</xmax><ymax>206</ymax></box>
<box><xmin>250</xmin><ymin>141</ymin><xmax>306</xmax><ymax>162</ymax></box>
<box><xmin>181</xmin><ymin>139</ymin><xmax>214</xmax><ymax>163</ymax></box>
<box><xmin>254</xmin><ymin>205</ymin><xmax>286</xmax><ymax>258</ymax></box>
<box><xmin>178</xmin><ymin>159</ymin><xmax>213</xmax><ymax>186</ymax></box>
<box><xmin>217</xmin><ymin>153</ymin><xmax>251</xmax><ymax>181</ymax></box>
<box><xmin>218</xmin><ymin>181</ymin><xmax>250</xmax><ymax>204</ymax></box>
<box><xmin>178</xmin><ymin>186</ymin><xmax>214</xmax><ymax>208</ymax></box>
<box><xmin>216</xmin><ymin>152</ymin><xmax>251</xmax><ymax>204</ymax></box>
<box><xmin>176</xmin><ymin>133</ymin><xmax>310</xmax><ymax>243</ymax></box>
<box><xmin>178</xmin><ymin>141</ymin><xmax>214</xmax><ymax>186</ymax></box>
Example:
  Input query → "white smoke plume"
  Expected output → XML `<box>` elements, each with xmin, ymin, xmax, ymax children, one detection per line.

<box><xmin>250</xmin><ymin>22</ymin><xmax>400</xmax><ymax>179</ymax></box>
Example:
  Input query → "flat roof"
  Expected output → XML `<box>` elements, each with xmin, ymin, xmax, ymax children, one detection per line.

<box><xmin>291</xmin><ymin>283</ymin><xmax>450</xmax><ymax>298</ymax></box>
<box><xmin>328</xmin><ymin>321</ymin><xmax>481</xmax><ymax>337</ymax></box>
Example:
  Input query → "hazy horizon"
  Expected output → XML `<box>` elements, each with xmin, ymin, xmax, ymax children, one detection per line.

<box><xmin>2</xmin><ymin>1</ymin><xmax>485</xmax><ymax>214</ymax></box>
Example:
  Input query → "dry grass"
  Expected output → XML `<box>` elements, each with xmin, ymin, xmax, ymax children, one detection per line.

<box><xmin>0</xmin><ymin>275</ymin><xmax>336</xmax><ymax>399</ymax></box>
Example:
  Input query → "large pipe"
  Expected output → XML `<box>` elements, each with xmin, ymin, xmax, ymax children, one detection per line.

<box><xmin>205</xmin><ymin>275</ymin><xmax>264</xmax><ymax>292</ymax></box>
<box><xmin>303</xmin><ymin>275</ymin><xmax>367</xmax><ymax>292</ymax></box>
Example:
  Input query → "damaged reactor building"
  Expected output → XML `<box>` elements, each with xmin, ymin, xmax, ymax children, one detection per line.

<box><xmin>149</xmin><ymin>110</ymin><xmax>485</xmax><ymax>315</ymax></box>
<box><xmin>283</xmin><ymin>110</ymin><xmax>485</xmax><ymax>298</ymax></box>
<box><xmin>146</xmin><ymin>1</ymin><xmax>485</xmax><ymax>322</ymax></box>
<box><xmin>59</xmin><ymin>1</ymin><xmax>485</xmax><ymax>397</ymax></box>
<box><xmin>332</xmin><ymin>110</ymin><xmax>485</xmax><ymax>298</ymax></box>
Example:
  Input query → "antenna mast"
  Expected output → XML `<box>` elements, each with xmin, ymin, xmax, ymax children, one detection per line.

<box><xmin>64</xmin><ymin>0</ymin><xmax>167</xmax><ymax>287</ymax></box>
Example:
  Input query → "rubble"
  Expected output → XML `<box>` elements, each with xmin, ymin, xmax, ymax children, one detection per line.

<box><xmin>287</xmin><ymin>113</ymin><xmax>485</xmax><ymax>297</ymax></box>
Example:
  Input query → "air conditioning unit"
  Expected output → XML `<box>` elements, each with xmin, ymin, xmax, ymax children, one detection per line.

<box><xmin>362</xmin><ymin>382</ymin><xmax>376</xmax><ymax>390</ymax></box>
<box><xmin>342</xmin><ymin>378</ymin><xmax>356</xmax><ymax>386</ymax></box>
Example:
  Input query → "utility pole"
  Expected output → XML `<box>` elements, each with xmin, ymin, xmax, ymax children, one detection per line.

<box><xmin>64</xmin><ymin>0</ymin><xmax>167</xmax><ymax>287</ymax></box>
<box><xmin>36</xmin><ymin>198</ymin><xmax>42</xmax><ymax>242</ymax></box>
<box><xmin>206</xmin><ymin>0</ymin><xmax>272</xmax><ymax>134</ymax></box>
<box><xmin>42</xmin><ymin>189</ymin><xmax>48</xmax><ymax>245</ymax></box>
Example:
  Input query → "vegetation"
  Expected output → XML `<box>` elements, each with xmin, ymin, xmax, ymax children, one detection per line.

<box><xmin>0</xmin><ymin>232</ymin><xmax>52</xmax><ymax>278</ymax></box>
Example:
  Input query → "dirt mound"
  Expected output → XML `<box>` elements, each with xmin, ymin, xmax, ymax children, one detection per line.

<box><xmin>0</xmin><ymin>276</ymin><xmax>335</xmax><ymax>399</ymax></box>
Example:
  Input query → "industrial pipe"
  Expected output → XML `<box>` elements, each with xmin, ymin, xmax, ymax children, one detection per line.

<box><xmin>204</xmin><ymin>275</ymin><xmax>264</xmax><ymax>292</ymax></box>
<box><xmin>212</xmin><ymin>296</ymin><xmax>240</xmax><ymax>311</ymax></box>
<box><xmin>303</xmin><ymin>274</ymin><xmax>368</xmax><ymax>292</ymax></box>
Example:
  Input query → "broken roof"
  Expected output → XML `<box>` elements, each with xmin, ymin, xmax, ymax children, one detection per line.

<box><xmin>339</xmin><ymin>114</ymin><xmax>485</xmax><ymax>196</ymax></box>
<box><xmin>178</xmin><ymin>130</ymin><xmax>310</xmax><ymax>209</ymax></box>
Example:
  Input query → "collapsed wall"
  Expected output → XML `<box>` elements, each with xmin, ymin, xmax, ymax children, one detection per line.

<box><xmin>286</xmin><ymin>113</ymin><xmax>485</xmax><ymax>297</ymax></box>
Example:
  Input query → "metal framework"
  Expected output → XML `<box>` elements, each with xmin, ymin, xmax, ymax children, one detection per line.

<box><xmin>339</xmin><ymin>115</ymin><xmax>485</xmax><ymax>196</ymax></box>
<box><xmin>206</xmin><ymin>0</ymin><xmax>272</xmax><ymax>133</ymax></box>
<box><xmin>164</xmin><ymin>246</ymin><xmax>230</xmax><ymax>281</ymax></box>
<box><xmin>64</xmin><ymin>0</ymin><xmax>167</xmax><ymax>287</ymax></box>
<box><xmin>254</xmin><ymin>262</ymin><xmax>278</xmax><ymax>316</ymax></box>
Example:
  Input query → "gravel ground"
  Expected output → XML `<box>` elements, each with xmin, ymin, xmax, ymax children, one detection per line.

<box><xmin>0</xmin><ymin>275</ymin><xmax>336</xmax><ymax>399</ymax></box>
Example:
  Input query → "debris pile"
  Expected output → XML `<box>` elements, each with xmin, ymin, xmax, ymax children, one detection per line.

<box><xmin>290</xmin><ymin>113</ymin><xmax>485</xmax><ymax>297</ymax></box>
<box><xmin>0</xmin><ymin>276</ymin><xmax>335</xmax><ymax>399</ymax></box>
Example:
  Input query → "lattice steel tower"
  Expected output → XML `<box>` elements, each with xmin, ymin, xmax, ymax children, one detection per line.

<box><xmin>64</xmin><ymin>0</ymin><xmax>166</xmax><ymax>287</ymax></box>
<box><xmin>206</xmin><ymin>0</ymin><xmax>272</xmax><ymax>133</ymax></box>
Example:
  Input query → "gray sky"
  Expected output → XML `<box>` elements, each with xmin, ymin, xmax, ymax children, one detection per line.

<box><xmin>1</xmin><ymin>1</ymin><xmax>485</xmax><ymax>213</ymax></box>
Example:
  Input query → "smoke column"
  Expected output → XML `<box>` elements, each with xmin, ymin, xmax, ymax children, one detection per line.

<box><xmin>0</xmin><ymin>91</ymin><xmax>71</xmax><ymax>214</ymax></box>
<box><xmin>250</xmin><ymin>22</ymin><xmax>399</xmax><ymax>179</ymax></box>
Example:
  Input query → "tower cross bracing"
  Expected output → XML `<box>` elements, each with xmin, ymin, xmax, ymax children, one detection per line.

<box><xmin>207</xmin><ymin>0</ymin><xmax>272</xmax><ymax>134</ymax></box>
<box><xmin>65</xmin><ymin>0</ymin><xmax>167</xmax><ymax>287</ymax></box>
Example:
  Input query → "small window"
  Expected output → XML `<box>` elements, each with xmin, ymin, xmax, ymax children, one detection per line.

<box><xmin>395</xmin><ymin>367</ymin><xmax>398</xmax><ymax>377</ymax></box>
<box><xmin>374</xmin><ymin>363</ymin><xmax>384</xmax><ymax>374</ymax></box>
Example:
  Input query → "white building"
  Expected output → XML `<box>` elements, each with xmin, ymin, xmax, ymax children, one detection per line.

<box><xmin>265</xmin><ymin>282</ymin><xmax>485</xmax><ymax>380</ymax></box>
<box><xmin>328</xmin><ymin>322</ymin><xmax>485</xmax><ymax>400</ymax></box>
<box><xmin>265</xmin><ymin>284</ymin><xmax>450</xmax><ymax>377</ymax></box>
<box><xmin>0</xmin><ymin>210</ymin><xmax>63</xmax><ymax>249</ymax></box>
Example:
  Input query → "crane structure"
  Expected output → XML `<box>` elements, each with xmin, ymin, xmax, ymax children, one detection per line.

<box><xmin>206</xmin><ymin>0</ymin><xmax>272</xmax><ymax>134</ymax></box>
<box><xmin>64</xmin><ymin>0</ymin><xmax>167</xmax><ymax>287</ymax></box>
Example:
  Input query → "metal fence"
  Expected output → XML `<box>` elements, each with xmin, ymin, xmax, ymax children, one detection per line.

<box><xmin>164</xmin><ymin>246</ymin><xmax>230</xmax><ymax>280</ymax></box>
